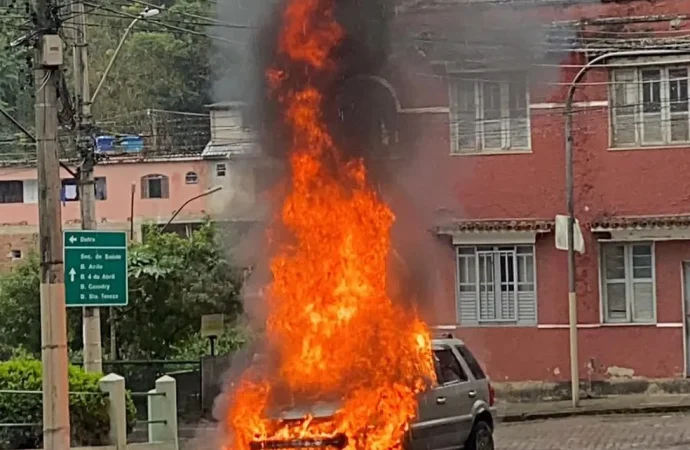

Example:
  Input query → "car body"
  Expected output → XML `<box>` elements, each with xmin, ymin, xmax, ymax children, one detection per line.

<box><xmin>251</xmin><ymin>333</ymin><xmax>496</xmax><ymax>450</ymax></box>
<box><xmin>409</xmin><ymin>334</ymin><xmax>496</xmax><ymax>450</ymax></box>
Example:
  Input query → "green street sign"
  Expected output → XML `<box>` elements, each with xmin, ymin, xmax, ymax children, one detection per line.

<box><xmin>64</xmin><ymin>230</ymin><xmax>128</xmax><ymax>307</ymax></box>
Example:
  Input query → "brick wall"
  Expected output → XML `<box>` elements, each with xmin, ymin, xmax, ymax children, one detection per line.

<box><xmin>0</xmin><ymin>233</ymin><xmax>37</xmax><ymax>273</ymax></box>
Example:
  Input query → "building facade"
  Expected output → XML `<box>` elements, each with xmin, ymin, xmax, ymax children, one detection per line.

<box><xmin>0</xmin><ymin>101</ymin><xmax>272</xmax><ymax>272</ymax></box>
<box><xmin>0</xmin><ymin>158</ymin><xmax>210</xmax><ymax>267</ymax></box>
<box><xmin>387</xmin><ymin>0</ymin><xmax>690</xmax><ymax>382</ymax></box>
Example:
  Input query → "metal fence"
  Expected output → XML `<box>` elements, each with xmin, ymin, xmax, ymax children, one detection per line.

<box><xmin>0</xmin><ymin>389</ymin><xmax>107</xmax><ymax>449</ymax></box>
<box><xmin>99</xmin><ymin>360</ymin><xmax>202</xmax><ymax>421</ymax></box>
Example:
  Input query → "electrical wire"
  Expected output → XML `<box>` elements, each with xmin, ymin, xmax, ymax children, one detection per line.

<box><xmin>78</xmin><ymin>2</ymin><xmax>246</xmax><ymax>45</ymax></box>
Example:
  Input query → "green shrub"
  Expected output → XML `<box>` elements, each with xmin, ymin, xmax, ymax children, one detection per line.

<box><xmin>0</xmin><ymin>358</ymin><xmax>136</xmax><ymax>449</ymax></box>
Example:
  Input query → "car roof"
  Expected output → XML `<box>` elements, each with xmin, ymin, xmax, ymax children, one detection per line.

<box><xmin>431</xmin><ymin>336</ymin><xmax>465</xmax><ymax>348</ymax></box>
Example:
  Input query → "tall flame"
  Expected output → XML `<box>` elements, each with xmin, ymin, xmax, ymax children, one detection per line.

<box><xmin>224</xmin><ymin>1</ymin><xmax>435</xmax><ymax>450</ymax></box>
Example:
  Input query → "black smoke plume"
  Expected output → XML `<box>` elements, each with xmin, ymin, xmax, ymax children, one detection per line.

<box><xmin>251</xmin><ymin>0</ymin><xmax>403</xmax><ymax>169</ymax></box>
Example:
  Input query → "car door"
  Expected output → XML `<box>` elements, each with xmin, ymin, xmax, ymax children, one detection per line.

<box><xmin>453</xmin><ymin>344</ymin><xmax>491</xmax><ymax>408</ymax></box>
<box><xmin>449</xmin><ymin>345</ymin><xmax>486</xmax><ymax>444</ymax></box>
<box><xmin>409</xmin><ymin>345</ymin><xmax>472</xmax><ymax>450</ymax></box>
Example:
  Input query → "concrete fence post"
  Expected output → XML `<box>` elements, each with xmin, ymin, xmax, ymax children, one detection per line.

<box><xmin>149</xmin><ymin>375</ymin><xmax>179</xmax><ymax>450</ymax></box>
<box><xmin>147</xmin><ymin>388</ymin><xmax>164</xmax><ymax>443</ymax></box>
<box><xmin>99</xmin><ymin>373</ymin><xmax>127</xmax><ymax>450</ymax></box>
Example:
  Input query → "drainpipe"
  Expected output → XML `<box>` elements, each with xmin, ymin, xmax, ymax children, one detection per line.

<box><xmin>565</xmin><ymin>48</ymin><xmax>690</xmax><ymax>408</ymax></box>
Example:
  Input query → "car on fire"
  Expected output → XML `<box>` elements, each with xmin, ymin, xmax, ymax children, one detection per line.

<box><xmin>251</xmin><ymin>334</ymin><xmax>496</xmax><ymax>450</ymax></box>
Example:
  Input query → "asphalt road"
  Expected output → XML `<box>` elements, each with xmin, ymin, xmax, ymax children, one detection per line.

<box><xmin>496</xmin><ymin>413</ymin><xmax>690</xmax><ymax>449</ymax></box>
<box><xmin>183</xmin><ymin>413</ymin><xmax>690</xmax><ymax>450</ymax></box>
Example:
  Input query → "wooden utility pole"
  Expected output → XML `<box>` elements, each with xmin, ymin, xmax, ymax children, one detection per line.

<box><xmin>70</xmin><ymin>0</ymin><xmax>103</xmax><ymax>372</ymax></box>
<box><xmin>34</xmin><ymin>0</ymin><xmax>71</xmax><ymax>447</ymax></box>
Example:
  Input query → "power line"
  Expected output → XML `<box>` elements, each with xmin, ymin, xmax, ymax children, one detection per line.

<box><xmin>80</xmin><ymin>1</ymin><xmax>247</xmax><ymax>45</ymax></box>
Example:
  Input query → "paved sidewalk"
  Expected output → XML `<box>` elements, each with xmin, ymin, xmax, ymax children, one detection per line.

<box><xmin>497</xmin><ymin>413</ymin><xmax>690</xmax><ymax>449</ymax></box>
<box><xmin>497</xmin><ymin>393</ymin><xmax>690</xmax><ymax>422</ymax></box>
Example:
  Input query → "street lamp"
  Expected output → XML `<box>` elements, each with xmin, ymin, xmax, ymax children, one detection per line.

<box><xmin>564</xmin><ymin>48</ymin><xmax>690</xmax><ymax>408</ymax></box>
<box><xmin>90</xmin><ymin>8</ymin><xmax>161</xmax><ymax>105</ymax></box>
<box><xmin>161</xmin><ymin>185</ymin><xmax>224</xmax><ymax>233</ymax></box>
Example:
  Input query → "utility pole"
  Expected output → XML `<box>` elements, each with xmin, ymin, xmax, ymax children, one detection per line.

<box><xmin>34</xmin><ymin>0</ymin><xmax>71</xmax><ymax>447</ymax></box>
<box><xmin>70</xmin><ymin>0</ymin><xmax>102</xmax><ymax>372</ymax></box>
<box><xmin>564</xmin><ymin>48</ymin><xmax>690</xmax><ymax>408</ymax></box>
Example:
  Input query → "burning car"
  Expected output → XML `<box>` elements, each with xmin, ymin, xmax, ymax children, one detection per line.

<box><xmin>222</xmin><ymin>1</ymin><xmax>494</xmax><ymax>450</ymax></box>
<box><xmin>249</xmin><ymin>334</ymin><xmax>496</xmax><ymax>450</ymax></box>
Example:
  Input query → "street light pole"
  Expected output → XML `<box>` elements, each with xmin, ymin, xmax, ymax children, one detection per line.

<box><xmin>90</xmin><ymin>8</ymin><xmax>160</xmax><ymax>106</ymax></box>
<box><xmin>564</xmin><ymin>48</ymin><xmax>690</xmax><ymax>408</ymax></box>
<box><xmin>160</xmin><ymin>186</ymin><xmax>223</xmax><ymax>233</ymax></box>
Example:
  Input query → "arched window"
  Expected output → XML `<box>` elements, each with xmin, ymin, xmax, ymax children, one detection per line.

<box><xmin>141</xmin><ymin>174</ymin><xmax>169</xmax><ymax>199</ymax></box>
<box><xmin>185</xmin><ymin>171</ymin><xmax>198</xmax><ymax>184</ymax></box>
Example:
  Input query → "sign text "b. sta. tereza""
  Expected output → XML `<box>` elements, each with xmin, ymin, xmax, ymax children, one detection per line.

<box><xmin>63</xmin><ymin>230</ymin><xmax>128</xmax><ymax>307</ymax></box>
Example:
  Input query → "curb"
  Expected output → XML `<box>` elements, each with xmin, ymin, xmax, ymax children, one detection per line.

<box><xmin>499</xmin><ymin>403</ymin><xmax>690</xmax><ymax>423</ymax></box>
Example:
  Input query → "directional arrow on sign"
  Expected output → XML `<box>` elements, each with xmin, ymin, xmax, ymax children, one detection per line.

<box><xmin>69</xmin><ymin>268</ymin><xmax>76</xmax><ymax>282</ymax></box>
<box><xmin>69</xmin><ymin>235</ymin><xmax>77</xmax><ymax>244</ymax></box>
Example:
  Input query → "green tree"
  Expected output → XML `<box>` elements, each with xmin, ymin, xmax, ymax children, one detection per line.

<box><xmin>88</xmin><ymin>0</ymin><xmax>214</xmax><ymax>119</ymax></box>
<box><xmin>0</xmin><ymin>253</ymin><xmax>83</xmax><ymax>358</ymax></box>
<box><xmin>116</xmin><ymin>222</ymin><xmax>244</xmax><ymax>359</ymax></box>
<box><xmin>170</xmin><ymin>323</ymin><xmax>251</xmax><ymax>360</ymax></box>
<box><xmin>0</xmin><ymin>223</ymin><xmax>244</xmax><ymax>360</ymax></box>
<box><xmin>0</xmin><ymin>4</ymin><xmax>33</xmax><ymax>139</ymax></box>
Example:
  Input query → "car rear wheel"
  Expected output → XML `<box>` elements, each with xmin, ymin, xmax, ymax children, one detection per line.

<box><xmin>466</xmin><ymin>420</ymin><xmax>494</xmax><ymax>450</ymax></box>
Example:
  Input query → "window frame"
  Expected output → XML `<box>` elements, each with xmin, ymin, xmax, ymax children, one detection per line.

<box><xmin>454</xmin><ymin>344</ymin><xmax>487</xmax><ymax>380</ymax></box>
<box><xmin>599</xmin><ymin>241</ymin><xmax>657</xmax><ymax>324</ymax></box>
<box><xmin>0</xmin><ymin>180</ymin><xmax>24</xmax><ymax>204</ymax></box>
<box><xmin>140</xmin><ymin>174</ymin><xmax>170</xmax><ymax>199</ymax></box>
<box><xmin>185</xmin><ymin>171</ymin><xmax>199</xmax><ymax>185</ymax></box>
<box><xmin>433</xmin><ymin>346</ymin><xmax>469</xmax><ymax>386</ymax></box>
<box><xmin>94</xmin><ymin>177</ymin><xmax>107</xmax><ymax>200</ymax></box>
<box><xmin>448</xmin><ymin>73</ymin><xmax>532</xmax><ymax>154</ymax></box>
<box><xmin>455</xmin><ymin>244</ymin><xmax>537</xmax><ymax>325</ymax></box>
<box><xmin>59</xmin><ymin>177</ymin><xmax>107</xmax><ymax>202</ymax></box>
<box><xmin>610</xmin><ymin>65</ymin><xmax>690</xmax><ymax>148</ymax></box>
<box><xmin>60</xmin><ymin>179</ymin><xmax>79</xmax><ymax>203</ymax></box>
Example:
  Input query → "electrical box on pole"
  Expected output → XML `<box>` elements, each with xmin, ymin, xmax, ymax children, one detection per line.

<box><xmin>40</xmin><ymin>35</ymin><xmax>63</xmax><ymax>66</ymax></box>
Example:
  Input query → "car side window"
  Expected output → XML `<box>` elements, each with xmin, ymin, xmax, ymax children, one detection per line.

<box><xmin>455</xmin><ymin>345</ymin><xmax>486</xmax><ymax>380</ymax></box>
<box><xmin>433</xmin><ymin>348</ymin><xmax>469</xmax><ymax>384</ymax></box>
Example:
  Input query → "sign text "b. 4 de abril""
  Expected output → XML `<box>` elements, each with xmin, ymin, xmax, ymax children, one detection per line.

<box><xmin>63</xmin><ymin>230</ymin><xmax>128</xmax><ymax>307</ymax></box>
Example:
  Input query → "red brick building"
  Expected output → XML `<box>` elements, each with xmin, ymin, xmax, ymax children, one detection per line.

<box><xmin>380</xmin><ymin>0</ymin><xmax>690</xmax><ymax>382</ymax></box>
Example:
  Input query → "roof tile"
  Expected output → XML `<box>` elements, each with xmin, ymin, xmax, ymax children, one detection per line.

<box><xmin>437</xmin><ymin>219</ymin><xmax>555</xmax><ymax>234</ymax></box>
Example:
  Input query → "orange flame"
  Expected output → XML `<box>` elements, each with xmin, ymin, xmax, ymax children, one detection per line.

<box><xmin>225</xmin><ymin>1</ymin><xmax>435</xmax><ymax>450</ymax></box>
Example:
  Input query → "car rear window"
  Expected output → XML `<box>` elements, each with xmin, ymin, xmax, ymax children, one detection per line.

<box><xmin>455</xmin><ymin>345</ymin><xmax>486</xmax><ymax>380</ymax></box>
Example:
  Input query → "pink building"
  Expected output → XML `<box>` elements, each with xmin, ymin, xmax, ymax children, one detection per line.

<box><xmin>0</xmin><ymin>102</ymin><xmax>267</xmax><ymax>271</ymax></box>
<box><xmin>383</xmin><ymin>0</ymin><xmax>690</xmax><ymax>383</ymax></box>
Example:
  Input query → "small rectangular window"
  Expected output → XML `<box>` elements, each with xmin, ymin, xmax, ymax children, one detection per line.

<box><xmin>0</xmin><ymin>181</ymin><xmax>24</xmax><ymax>204</ymax></box>
<box><xmin>611</xmin><ymin>65</ymin><xmax>690</xmax><ymax>147</ymax></box>
<box><xmin>141</xmin><ymin>175</ymin><xmax>169</xmax><ymax>199</ymax></box>
<box><xmin>670</xmin><ymin>68</ymin><xmax>690</xmax><ymax>142</ymax></box>
<box><xmin>450</xmin><ymin>73</ymin><xmax>530</xmax><ymax>153</ymax></box>
<box><xmin>601</xmin><ymin>242</ymin><xmax>655</xmax><ymax>323</ymax></box>
<box><xmin>456</xmin><ymin>244</ymin><xmax>536</xmax><ymax>325</ymax></box>
<box><xmin>148</xmin><ymin>178</ymin><xmax>163</xmax><ymax>198</ymax></box>
<box><xmin>61</xmin><ymin>179</ymin><xmax>79</xmax><ymax>202</ymax></box>
<box><xmin>216</xmin><ymin>163</ymin><xmax>227</xmax><ymax>177</ymax></box>
<box><xmin>95</xmin><ymin>177</ymin><xmax>107</xmax><ymax>200</ymax></box>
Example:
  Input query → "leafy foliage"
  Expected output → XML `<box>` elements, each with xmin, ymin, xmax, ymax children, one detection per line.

<box><xmin>118</xmin><ymin>222</ymin><xmax>244</xmax><ymax>359</ymax></box>
<box><xmin>1</xmin><ymin>0</ymin><xmax>222</xmax><ymax>148</ymax></box>
<box><xmin>170</xmin><ymin>323</ymin><xmax>251</xmax><ymax>360</ymax></box>
<box><xmin>88</xmin><ymin>0</ymin><xmax>214</xmax><ymax>119</ymax></box>
<box><xmin>0</xmin><ymin>358</ymin><xmax>136</xmax><ymax>449</ymax></box>
<box><xmin>0</xmin><ymin>252</ymin><xmax>82</xmax><ymax>358</ymax></box>
<box><xmin>0</xmin><ymin>2</ymin><xmax>33</xmax><ymax>146</ymax></box>
<box><xmin>0</xmin><ymin>223</ymin><xmax>244</xmax><ymax>361</ymax></box>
